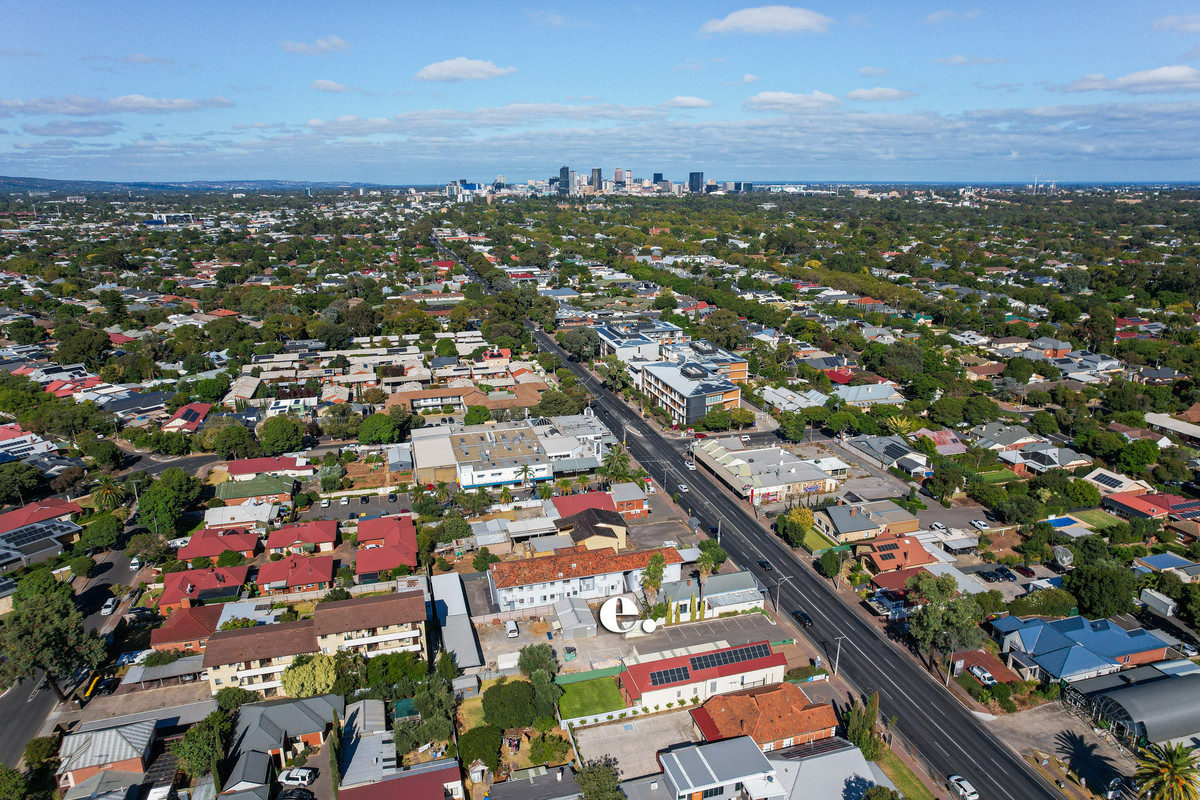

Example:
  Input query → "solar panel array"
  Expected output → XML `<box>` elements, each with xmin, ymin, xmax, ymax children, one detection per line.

<box><xmin>182</xmin><ymin>408</ymin><xmax>201</xmax><ymax>423</ymax></box>
<box><xmin>1092</xmin><ymin>472</ymin><xmax>1124</xmax><ymax>489</ymax></box>
<box><xmin>648</xmin><ymin>666</ymin><xmax>691</xmax><ymax>686</ymax></box>
<box><xmin>3</xmin><ymin>520</ymin><xmax>78</xmax><ymax>549</ymax></box>
<box><xmin>689</xmin><ymin>643</ymin><xmax>772</xmax><ymax>672</ymax></box>
<box><xmin>882</xmin><ymin>443</ymin><xmax>911</xmax><ymax>462</ymax></box>
<box><xmin>877</xmin><ymin>543</ymin><xmax>900</xmax><ymax>552</ymax></box>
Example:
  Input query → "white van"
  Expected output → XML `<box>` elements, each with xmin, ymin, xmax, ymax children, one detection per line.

<box><xmin>505</xmin><ymin>620</ymin><xmax>519</xmax><ymax>638</ymax></box>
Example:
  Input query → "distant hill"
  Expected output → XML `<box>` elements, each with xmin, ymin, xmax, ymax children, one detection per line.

<box><xmin>0</xmin><ymin>175</ymin><xmax>418</xmax><ymax>195</ymax></box>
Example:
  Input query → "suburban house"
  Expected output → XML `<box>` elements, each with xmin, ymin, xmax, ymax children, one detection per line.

<box><xmin>618</xmin><ymin>641</ymin><xmax>787</xmax><ymax>709</ymax></box>
<box><xmin>225</xmin><ymin>695</ymin><xmax>344</xmax><ymax>795</ymax></box>
<box><xmin>610</xmin><ymin>481</ymin><xmax>649</xmax><ymax>519</ymax></box>
<box><xmin>1030</xmin><ymin>337</ymin><xmax>1072</xmax><ymax>358</ymax></box>
<box><xmin>256</xmin><ymin>554</ymin><xmax>335</xmax><ymax>595</ymax></box>
<box><xmin>149</xmin><ymin>605</ymin><xmax>223</xmax><ymax>653</ymax></box>
<box><xmin>203</xmin><ymin>503</ymin><xmax>279</xmax><ymax>531</ymax></box>
<box><xmin>226</xmin><ymin>456</ymin><xmax>316</xmax><ymax>481</ymax></box>
<box><xmin>690</xmin><ymin>682</ymin><xmax>838</xmax><ymax>752</ymax></box>
<box><xmin>844</xmin><ymin>435</ymin><xmax>931</xmax><ymax>477</ymax></box>
<box><xmin>999</xmin><ymin>442</ymin><xmax>1092</xmax><ymax>476</ymax></box>
<box><xmin>355</xmin><ymin>515</ymin><xmax>418</xmax><ymax>583</ymax></box>
<box><xmin>1082</xmin><ymin>468</ymin><xmax>1155</xmax><ymax>497</ymax></box>
<box><xmin>970</xmin><ymin>423</ymin><xmax>1045</xmax><ymax>452</ymax></box>
<box><xmin>203</xmin><ymin>591</ymin><xmax>428</xmax><ymax>696</ymax></box>
<box><xmin>911</xmin><ymin>427</ymin><xmax>968</xmax><ymax>456</ymax></box>
<box><xmin>267</xmin><ymin>520</ymin><xmax>339</xmax><ymax>554</ymax></box>
<box><xmin>990</xmin><ymin>615</ymin><xmax>1171</xmax><ymax>682</ymax></box>
<box><xmin>813</xmin><ymin>499</ymin><xmax>919</xmax><ymax>544</ymax></box>
<box><xmin>655</xmin><ymin>737</ymin><xmax>784</xmax><ymax>800</ymax></box>
<box><xmin>488</xmin><ymin>546</ymin><xmax>682</xmax><ymax>613</ymax></box>
<box><xmin>160</xmin><ymin>401</ymin><xmax>212</xmax><ymax>433</ymax></box>
<box><xmin>216</xmin><ymin>475</ymin><xmax>295</xmax><ymax>507</ymax></box>
<box><xmin>554</xmin><ymin>508</ymin><xmax>628</xmax><ymax>552</ymax></box>
<box><xmin>861</xmin><ymin>533</ymin><xmax>938</xmax><ymax>574</ymax></box>
<box><xmin>829</xmin><ymin>383</ymin><xmax>906</xmax><ymax>408</ymax></box>
<box><xmin>56</xmin><ymin>719</ymin><xmax>155</xmax><ymax>792</ymax></box>
<box><xmin>0</xmin><ymin>497</ymin><xmax>83</xmax><ymax>572</ymax></box>
<box><xmin>660</xmin><ymin>571</ymin><xmax>764</xmax><ymax>623</ymax></box>
<box><xmin>1133</xmin><ymin>553</ymin><xmax>1200</xmax><ymax>583</ymax></box>
<box><xmin>1102</xmin><ymin>493</ymin><xmax>1182</xmax><ymax>521</ymax></box>
<box><xmin>157</xmin><ymin>565</ymin><xmax>250</xmax><ymax>611</ymax></box>
<box><xmin>338</xmin><ymin>699</ymin><xmax>465</xmax><ymax>800</ymax></box>
<box><xmin>177</xmin><ymin>527</ymin><xmax>261</xmax><ymax>563</ymax></box>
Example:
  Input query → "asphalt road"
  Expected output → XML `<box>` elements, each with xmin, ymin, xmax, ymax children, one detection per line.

<box><xmin>534</xmin><ymin>327</ymin><xmax>1062</xmax><ymax>800</ymax></box>
<box><xmin>0</xmin><ymin>548</ymin><xmax>140</xmax><ymax>768</ymax></box>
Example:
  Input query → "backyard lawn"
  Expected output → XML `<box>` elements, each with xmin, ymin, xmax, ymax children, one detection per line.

<box><xmin>802</xmin><ymin>528</ymin><xmax>840</xmax><ymax>554</ymax></box>
<box><xmin>978</xmin><ymin>468</ymin><xmax>1020</xmax><ymax>484</ymax></box>
<box><xmin>558</xmin><ymin>677</ymin><xmax>626</xmax><ymax>719</ymax></box>
<box><xmin>1072</xmin><ymin>508</ymin><xmax>1121</xmax><ymax>530</ymax></box>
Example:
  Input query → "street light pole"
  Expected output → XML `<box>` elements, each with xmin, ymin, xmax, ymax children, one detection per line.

<box><xmin>774</xmin><ymin>575</ymin><xmax>793</xmax><ymax>612</ymax></box>
<box><xmin>833</xmin><ymin>635</ymin><xmax>846</xmax><ymax>675</ymax></box>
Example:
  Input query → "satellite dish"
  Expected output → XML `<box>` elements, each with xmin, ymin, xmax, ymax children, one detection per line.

<box><xmin>1053</xmin><ymin>546</ymin><xmax>1074</xmax><ymax>568</ymax></box>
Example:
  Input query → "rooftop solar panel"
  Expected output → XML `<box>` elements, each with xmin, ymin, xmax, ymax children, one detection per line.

<box><xmin>648</xmin><ymin>666</ymin><xmax>691</xmax><ymax>686</ymax></box>
<box><xmin>688</xmin><ymin>643</ymin><xmax>772</xmax><ymax>673</ymax></box>
<box><xmin>1093</xmin><ymin>473</ymin><xmax>1123</xmax><ymax>488</ymax></box>
<box><xmin>877</xmin><ymin>543</ymin><xmax>899</xmax><ymax>552</ymax></box>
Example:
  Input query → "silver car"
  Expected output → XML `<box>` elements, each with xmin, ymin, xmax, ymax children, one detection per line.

<box><xmin>947</xmin><ymin>774</ymin><xmax>980</xmax><ymax>800</ymax></box>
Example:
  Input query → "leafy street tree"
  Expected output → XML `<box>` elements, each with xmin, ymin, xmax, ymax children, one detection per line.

<box><xmin>358</xmin><ymin>413</ymin><xmax>400</xmax><ymax>445</ymax></box>
<box><xmin>281</xmin><ymin>654</ymin><xmax>338</xmax><ymax>697</ymax></box>
<box><xmin>557</xmin><ymin>328</ymin><xmax>600</xmax><ymax>361</ymax></box>
<box><xmin>845</xmin><ymin>691</ymin><xmax>885</xmax><ymax>760</ymax></box>
<box><xmin>138</xmin><ymin>468</ymin><xmax>202</xmax><ymax>538</ymax></box>
<box><xmin>79</xmin><ymin>513</ymin><xmax>123</xmax><ymax>551</ymax></box>
<box><xmin>0</xmin><ymin>461</ymin><xmax>41</xmax><ymax>504</ymax></box>
<box><xmin>69</xmin><ymin>555</ymin><xmax>95</xmax><ymax>579</ymax></box>
<box><xmin>259</xmin><ymin>415</ymin><xmax>304</xmax><ymax>456</ymax></box>
<box><xmin>905</xmin><ymin>572</ymin><xmax>982</xmax><ymax>664</ymax></box>
<box><xmin>125</xmin><ymin>531</ymin><xmax>171</xmax><ymax>565</ymax></box>
<box><xmin>597</xmin><ymin>354</ymin><xmax>633</xmax><ymax>393</ymax></box>
<box><xmin>0</xmin><ymin>591</ymin><xmax>106</xmax><ymax>701</ymax></box>
<box><xmin>1133</xmin><ymin>741</ymin><xmax>1200</xmax><ymax>800</ymax></box>
<box><xmin>170</xmin><ymin>709</ymin><xmax>232</xmax><ymax>784</ymax></box>
<box><xmin>0</xmin><ymin>765</ymin><xmax>25</xmax><ymax>800</ymax></box>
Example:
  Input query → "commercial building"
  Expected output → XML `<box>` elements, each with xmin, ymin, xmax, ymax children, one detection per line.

<box><xmin>610</xmin><ymin>481</ymin><xmax>649</xmax><ymax>518</ymax></box>
<box><xmin>488</xmin><ymin>546</ymin><xmax>682</xmax><ymax>613</ymax></box>
<box><xmin>990</xmin><ymin>615</ymin><xmax>1171</xmax><ymax>683</ymax></box>
<box><xmin>661</xmin><ymin>737</ymin><xmax>782</xmax><ymax>800</ymax></box>
<box><xmin>660</xmin><ymin>340</ymin><xmax>749</xmax><ymax>383</ymax></box>
<box><xmin>813</xmin><ymin>499</ymin><xmax>919</xmax><ymax>544</ymax></box>
<box><xmin>695</xmin><ymin>438</ymin><xmax>837</xmax><ymax>505</ymax></box>
<box><xmin>688</xmin><ymin>172</ymin><xmax>704</xmax><ymax>193</ymax></box>
<box><xmin>203</xmin><ymin>591</ymin><xmax>427</xmax><ymax>696</ymax></box>
<box><xmin>618</xmin><ymin>641</ymin><xmax>786</xmax><ymax>708</ymax></box>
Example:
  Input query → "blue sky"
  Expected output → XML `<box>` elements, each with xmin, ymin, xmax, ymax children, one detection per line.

<box><xmin>3</xmin><ymin>2</ymin><xmax>1200</xmax><ymax>184</ymax></box>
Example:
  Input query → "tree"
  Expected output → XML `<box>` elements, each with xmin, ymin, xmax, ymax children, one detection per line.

<box><xmin>473</xmin><ymin>547</ymin><xmax>501</xmax><ymax>571</ymax></box>
<box><xmin>905</xmin><ymin>572</ymin><xmax>982</xmax><ymax>663</ymax></box>
<box><xmin>577</xmin><ymin>756</ymin><xmax>624</xmax><ymax>800</ymax></box>
<box><xmin>436</xmin><ymin>650</ymin><xmax>460</xmax><ymax>681</ymax></box>
<box><xmin>91</xmin><ymin>473</ymin><xmax>127</xmax><ymax>512</ymax></box>
<box><xmin>55</xmin><ymin>328</ymin><xmax>111</xmax><ymax>369</ymax></box>
<box><xmin>963</xmin><ymin>395</ymin><xmax>1000</xmax><ymax>425</ymax></box>
<box><xmin>210</xmin><ymin>425</ymin><xmax>261</xmax><ymax>460</ymax></box>
<box><xmin>518</xmin><ymin>643</ymin><xmax>559</xmax><ymax>679</ymax></box>
<box><xmin>219</xmin><ymin>617</ymin><xmax>258</xmax><ymax>631</ymax></box>
<box><xmin>69</xmin><ymin>554</ymin><xmax>95</xmax><ymax>579</ymax></box>
<box><xmin>818</xmin><ymin>550</ymin><xmax>842</xmax><ymax>580</ymax></box>
<box><xmin>170</xmin><ymin>709</ymin><xmax>231</xmax><ymax>784</ymax></box>
<box><xmin>259</xmin><ymin>415</ymin><xmax>304</xmax><ymax>456</ymax></box>
<box><xmin>596</xmin><ymin>354</ymin><xmax>632</xmax><ymax>393</ymax></box>
<box><xmin>215</xmin><ymin>686</ymin><xmax>259</xmax><ymax>711</ymax></box>
<box><xmin>0</xmin><ymin>765</ymin><xmax>25</xmax><ymax>800</ymax></box>
<box><xmin>640</xmin><ymin>551</ymin><xmax>665</xmax><ymax>605</ymax></box>
<box><xmin>463</xmin><ymin>405</ymin><xmax>490</xmax><ymax>426</ymax></box>
<box><xmin>458</xmin><ymin>725</ymin><xmax>502</xmax><ymax>772</ymax></box>
<box><xmin>23</xmin><ymin>735</ymin><xmax>59</xmax><ymax>770</ymax></box>
<box><xmin>8</xmin><ymin>317</ymin><xmax>46</xmax><ymax>345</ymax></box>
<box><xmin>863</xmin><ymin>788</ymin><xmax>903</xmax><ymax>800</ymax></box>
<box><xmin>281</xmin><ymin>654</ymin><xmax>339</xmax><ymax>697</ymax></box>
<box><xmin>1002</xmin><ymin>357</ymin><xmax>1038</xmax><ymax>383</ymax></box>
<box><xmin>845</xmin><ymin>691</ymin><xmax>885</xmax><ymax>760</ymax></box>
<box><xmin>531</xmin><ymin>668</ymin><xmax>563</xmax><ymax>718</ymax></box>
<box><xmin>700</xmin><ymin>309</ymin><xmax>744</xmax><ymax>350</ymax></box>
<box><xmin>1119</xmin><ymin>440</ymin><xmax>1160</xmax><ymax>475</ymax></box>
<box><xmin>558</xmin><ymin>328</ymin><xmax>600</xmax><ymax>361</ymax></box>
<box><xmin>925</xmin><ymin>464</ymin><xmax>966</xmax><ymax>501</ymax></box>
<box><xmin>0</xmin><ymin>591</ymin><xmax>106</xmax><ymax>701</ymax></box>
<box><xmin>1134</xmin><ymin>741</ymin><xmax>1200</xmax><ymax>800</ymax></box>
<box><xmin>79</xmin><ymin>513</ymin><xmax>123</xmax><ymax>551</ymax></box>
<box><xmin>0</xmin><ymin>461</ymin><xmax>41</xmax><ymax>503</ymax></box>
<box><xmin>125</xmin><ymin>532</ymin><xmax>171</xmax><ymax>565</ymax></box>
<box><xmin>359</xmin><ymin>413</ymin><xmax>400</xmax><ymax>445</ymax></box>
<box><xmin>138</xmin><ymin>468</ymin><xmax>202</xmax><ymax>538</ymax></box>
<box><xmin>86</xmin><ymin>441</ymin><xmax>125</xmax><ymax>472</ymax></box>
<box><xmin>600</xmin><ymin>445</ymin><xmax>631</xmax><ymax>483</ymax></box>
<box><xmin>215</xmin><ymin>549</ymin><xmax>244</xmax><ymax>568</ymax></box>
<box><xmin>482</xmin><ymin>680</ymin><xmax>536</xmax><ymax>728</ymax></box>
<box><xmin>1028</xmin><ymin>410</ymin><xmax>1059</xmax><ymax>436</ymax></box>
<box><xmin>1063</xmin><ymin>564</ymin><xmax>1134</xmax><ymax>618</ymax></box>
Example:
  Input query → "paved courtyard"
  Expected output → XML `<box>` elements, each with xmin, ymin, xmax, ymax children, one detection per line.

<box><xmin>574</xmin><ymin>710</ymin><xmax>699</xmax><ymax>780</ymax></box>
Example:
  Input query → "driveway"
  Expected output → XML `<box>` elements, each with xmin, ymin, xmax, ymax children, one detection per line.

<box><xmin>298</xmin><ymin>492</ymin><xmax>410</xmax><ymax>522</ymax></box>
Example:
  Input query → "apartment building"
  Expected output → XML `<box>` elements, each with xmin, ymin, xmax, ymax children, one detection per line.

<box><xmin>640</xmin><ymin>361</ymin><xmax>741</xmax><ymax>427</ymax></box>
<box><xmin>660</xmin><ymin>339</ymin><xmax>749</xmax><ymax>384</ymax></box>
<box><xmin>203</xmin><ymin>591</ymin><xmax>427</xmax><ymax>696</ymax></box>
<box><xmin>488</xmin><ymin>546</ymin><xmax>682</xmax><ymax>613</ymax></box>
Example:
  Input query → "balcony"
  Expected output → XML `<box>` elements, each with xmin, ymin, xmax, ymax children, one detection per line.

<box><xmin>339</xmin><ymin>629</ymin><xmax>421</xmax><ymax>648</ymax></box>
<box><xmin>236</xmin><ymin>662</ymin><xmax>287</xmax><ymax>679</ymax></box>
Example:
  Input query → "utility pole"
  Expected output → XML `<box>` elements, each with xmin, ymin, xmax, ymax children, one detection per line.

<box><xmin>774</xmin><ymin>575</ymin><xmax>792</xmax><ymax>612</ymax></box>
<box><xmin>833</xmin><ymin>635</ymin><xmax>846</xmax><ymax>675</ymax></box>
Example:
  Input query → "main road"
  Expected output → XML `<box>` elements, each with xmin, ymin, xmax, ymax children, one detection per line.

<box><xmin>534</xmin><ymin>327</ymin><xmax>1060</xmax><ymax>800</ymax></box>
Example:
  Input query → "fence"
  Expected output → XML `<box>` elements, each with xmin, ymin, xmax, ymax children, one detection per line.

<box><xmin>469</xmin><ymin>604</ymin><xmax>555</xmax><ymax>625</ymax></box>
<box><xmin>555</xmin><ymin>665</ymin><xmax>625</xmax><ymax>685</ymax></box>
<box><xmin>559</xmin><ymin>704</ymin><xmax>644</xmax><ymax>731</ymax></box>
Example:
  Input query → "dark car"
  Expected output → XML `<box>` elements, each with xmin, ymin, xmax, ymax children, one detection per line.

<box><xmin>757</xmin><ymin>559</ymin><xmax>773</xmax><ymax>571</ymax></box>
<box><xmin>1046</xmin><ymin>561</ymin><xmax>1067</xmax><ymax>575</ymax></box>
<box><xmin>278</xmin><ymin>790</ymin><xmax>316</xmax><ymax>800</ymax></box>
<box><xmin>980</xmin><ymin>571</ymin><xmax>999</xmax><ymax>583</ymax></box>
<box><xmin>95</xmin><ymin>678</ymin><xmax>119</xmax><ymax>696</ymax></box>
<box><xmin>1013</xmin><ymin>565</ymin><xmax>1035</xmax><ymax>578</ymax></box>
<box><xmin>347</xmin><ymin>512</ymin><xmax>356</xmax><ymax>520</ymax></box>
<box><xmin>387</xmin><ymin>493</ymin><xmax>398</xmax><ymax>503</ymax></box>
<box><xmin>360</xmin><ymin>495</ymin><xmax>370</xmax><ymax>505</ymax></box>
<box><xmin>792</xmin><ymin>610</ymin><xmax>813</xmax><ymax>628</ymax></box>
<box><xmin>995</xmin><ymin>566</ymin><xmax>1018</xmax><ymax>582</ymax></box>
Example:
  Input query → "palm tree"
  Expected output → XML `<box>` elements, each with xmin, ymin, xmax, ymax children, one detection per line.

<box><xmin>537</xmin><ymin>483</ymin><xmax>553</xmax><ymax>501</ymax></box>
<box><xmin>435</xmin><ymin>481</ymin><xmax>451</xmax><ymax>505</ymax></box>
<box><xmin>1135</xmin><ymin>742</ymin><xmax>1200</xmax><ymax>800</ymax></box>
<box><xmin>518</xmin><ymin>464</ymin><xmax>532</xmax><ymax>494</ymax></box>
<box><xmin>601</xmin><ymin>446</ymin><xmax>631</xmax><ymax>483</ymax></box>
<box><xmin>92</xmin><ymin>474</ymin><xmax>126</xmax><ymax>512</ymax></box>
<box><xmin>576</xmin><ymin>475</ymin><xmax>590</xmax><ymax>492</ymax></box>
<box><xmin>499</xmin><ymin>485</ymin><xmax>512</xmax><ymax>504</ymax></box>
<box><xmin>556</xmin><ymin>478</ymin><xmax>573</xmax><ymax>495</ymax></box>
<box><xmin>884</xmin><ymin>415</ymin><xmax>914</xmax><ymax>438</ymax></box>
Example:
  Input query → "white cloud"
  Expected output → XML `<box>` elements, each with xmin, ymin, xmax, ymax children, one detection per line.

<box><xmin>1154</xmin><ymin>15</ymin><xmax>1200</xmax><ymax>34</ymax></box>
<box><xmin>701</xmin><ymin>6</ymin><xmax>833</xmax><ymax>35</ymax></box>
<box><xmin>846</xmin><ymin>87</ymin><xmax>914</xmax><ymax>102</ymax></box>
<box><xmin>312</xmin><ymin>79</ymin><xmax>351</xmax><ymax>93</ymax></box>
<box><xmin>1063</xmin><ymin>65</ymin><xmax>1200</xmax><ymax>94</ymax></box>
<box><xmin>858</xmin><ymin>66</ymin><xmax>888</xmax><ymax>76</ymax></box>
<box><xmin>741</xmin><ymin>73</ymin><xmax>760</xmax><ymax>84</ymax></box>
<box><xmin>121</xmin><ymin>53</ymin><xmax>175</xmax><ymax>65</ymax></box>
<box><xmin>933</xmin><ymin>54</ymin><xmax>1007</xmax><ymax>66</ymax></box>
<box><xmin>923</xmin><ymin>9</ymin><xmax>981</xmax><ymax>24</ymax></box>
<box><xmin>279</xmin><ymin>35</ymin><xmax>351</xmax><ymax>55</ymax></box>
<box><xmin>529</xmin><ymin>10</ymin><xmax>588</xmax><ymax>28</ymax></box>
<box><xmin>744</xmin><ymin>90</ymin><xmax>838</xmax><ymax>111</ymax></box>
<box><xmin>0</xmin><ymin>94</ymin><xmax>233</xmax><ymax>116</ymax></box>
<box><xmin>414</xmin><ymin>57</ymin><xmax>516</xmax><ymax>82</ymax></box>
<box><xmin>663</xmin><ymin>96</ymin><xmax>714</xmax><ymax>108</ymax></box>
<box><xmin>22</xmin><ymin>120</ymin><xmax>122</xmax><ymax>137</ymax></box>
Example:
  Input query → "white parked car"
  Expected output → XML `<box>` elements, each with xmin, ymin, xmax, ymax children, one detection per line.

<box><xmin>970</xmin><ymin>519</ymin><xmax>990</xmax><ymax>531</ymax></box>
<box><xmin>321</xmin><ymin>499</ymin><xmax>330</xmax><ymax>508</ymax></box>
<box><xmin>929</xmin><ymin>522</ymin><xmax>948</xmax><ymax>533</ymax></box>
<box><xmin>968</xmin><ymin>665</ymin><xmax>997</xmax><ymax>687</ymax></box>
<box><xmin>100</xmin><ymin>597</ymin><xmax>119</xmax><ymax>616</ymax></box>
<box><xmin>947</xmin><ymin>774</ymin><xmax>979</xmax><ymax>800</ymax></box>
<box><xmin>685</xmin><ymin>462</ymin><xmax>697</xmax><ymax>471</ymax></box>
<box><xmin>340</xmin><ymin>497</ymin><xmax>350</xmax><ymax>506</ymax></box>
<box><xmin>128</xmin><ymin>557</ymin><xmax>141</xmax><ymax>571</ymax></box>
<box><xmin>279</xmin><ymin>767</ymin><xmax>317</xmax><ymax>786</ymax></box>
<box><xmin>678</xmin><ymin>485</ymin><xmax>689</xmax><ymax>493</ymax></box>
<box><xmin>740</xmin><ymin>434</ymin><xmax>751</xmax><ymax>442</ymax></box>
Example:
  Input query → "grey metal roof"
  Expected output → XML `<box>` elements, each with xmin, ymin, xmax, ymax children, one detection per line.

<box><xmin>231</xmin><ymin>695</ymin><xmax>344</xmax><ymax>758</ymax></box>
<box><xmin>1096</xmin><ymin>673</ymin><xmax>1200</xmax><ymax>743</ymax></box>
<box><xmin>432</xmin><ymin>573</ymin><xmax>483</xmax><ymax>669</ymax></box>
<box><xmin>58</xmin><ymin>719</ymin><xmax>155</xmax><ymax>776</ymax></box>
<box><xmin>660</xmin><ymin>737</ymin><xmax>774</xmax><ymax>792</ymax></box>
<box><xmin>489</xmin><ymin>766</ymin><xmax>582</xmax><ymax>800</ymax></box>
<box><xmin>123</xmin><ymin>654</ymin><xmax>205</xmax><ymax>684</ymax></box>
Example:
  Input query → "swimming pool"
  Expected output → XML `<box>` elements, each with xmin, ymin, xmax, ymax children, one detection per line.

<box><xmin>1044</xmin><ymin>517</ymin><xmax>1074</xmax><ymax>528</ymax></box>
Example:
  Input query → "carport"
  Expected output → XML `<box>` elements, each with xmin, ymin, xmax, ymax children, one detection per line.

<box><xmin>122</xmin><ymin>654</ymin><xmax>206</xmax><ymax>689</ymax></box>
<box><xmin>1092</xmin><ymin>673</ymin><xmax>1200</xmax><ymax>747</ymax></box>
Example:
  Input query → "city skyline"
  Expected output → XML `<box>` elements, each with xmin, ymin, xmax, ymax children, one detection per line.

<box><xmin>3</xmin><ymin>2</ymin><xmax>1200</xmax><ymax>183</ymax></box>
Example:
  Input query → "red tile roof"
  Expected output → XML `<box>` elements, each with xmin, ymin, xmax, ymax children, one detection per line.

<box><xmin>178</xmin><ymin>528</ymin><xmax>259</xmax><ymax>561</ymax></box>
<box><xmin>267</xmin><ymin>520</ymin><xmax>338</xmax><ymax>550</ymax></box>
<box><xmin>1104</xmin><ymin>492</ymin><xmax>1172</xmax><ymax>519</ymax></box>
<box><xmin>355</xmin><ymin>545</ymin><xmax>417</xmax><ymax>576</ymax></box>
<box><xmin>690</xmin><ymin>682</ymin><xmax>838</xmax><ymax>745</ymax></box>
<box><xmin>161</xmin><ymin>402</ymin><xmax>212</xmax><ymax>433</ymax></box>
<box><xmin>150</xmin><ymin>605</ymin><xmax>222</xmax><ymax>648</ymax></box>
<box><xmin>489</xmin><ymin>546</ymin><xmax>681</xmax><ymax>589</ymax></box>
<box><xmin>0</xmin><ymin>498</ymin><xmax>81</xmax><ymax>536</ymax></box>
<box><xmin>866</xmin><ymin>534</ymin><xmax>937</xmax><ymax>573</ymax></box>
<box><xmin>357</xmin><ymin>515</ymin><xmax>417</xmax><ymax>550</ymax></box>
<box><xmin>552</xmin><ymin>492</ymin><xmax>617</xmax><ymax>518</ymax></box>
<box><xmin>226</xmin><ymin>456</ymin><xmax>313</xmax><ymax>477</ymax></box>
<box><xmin>257</xmin><ymin>554</ymin><xmax>334</xmax><ymax>589</ymax></box>
<box><xmin>340</xmin><ymin>762</ymin><xmax>459</xmax><ymax>800</ymax></box>
<box><xmin>158</xmin><ymin>566</ymin><xmax>250</xmax><ymax>608</ymax></box>
<box><xmin>825</xmin><ymin>368</ymin><xmax>854</xmax><ymax>385</ymax></box>
<box><xmin>620</xmin><ymin>641</ymin><xmax>786</xmax><ymax>701</ymax></box>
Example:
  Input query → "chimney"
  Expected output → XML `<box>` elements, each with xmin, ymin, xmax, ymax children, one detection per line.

<box><xmin>849</xmin><ymin>508</ymin><xmax>856</xmax><ymax>517</ymax></box>
<box><xmin>557</xmin><ymin>768</ymin><xmax>563</xmax><ymax>782</ymax></box>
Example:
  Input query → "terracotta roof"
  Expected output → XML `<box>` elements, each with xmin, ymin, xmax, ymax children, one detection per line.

<box><xmin>226</xmin><ymin>456</ymin><xmax>313</xmax><ymax>476</ymax></box>
<box><xmin>150</xmin><ymin>605</ymin><xmax>222</xmax><ymax>647</ymax></box>
<box><xmin>552</xmin><ymin>492</ymin><xmax>617</xmax><ymax>518</ymax></box>
<box><xmin>158</xmin><ymin>566</ymin><xmax>250</xmax><ymax>608</ymax></box>
<box><xmin>178</xmin><ymin>527</ymin><xmax>259</xmax><ymax>561</ymax></box>
<box><xmin>201</xmin><ymin>618</ymin><xmax>317</xmax><ymax>667</ymax></box>
<box><xmin>161</xmin><ymin>402</ymin><xmax>212</xmax><ymax>433</ymax></box>
<box><xmin>0</xmin><ymin>498</ymin><xmax>81</xmax><ymax>535</ymax></box>
<box><xmin>311</xmin><ymin>590</ymin><xmax>425</xmax><ymax>636</ymax></box>
<box><xmin>489</xmin><ymin>546</ymin><xmax>682</xmax><ymax>589</ymax></box>
<box><xmin>866</xmin><ymin>534</ymin><xmax>937</xmax><ymax>573</ymax></box>
<box><xmin>257</xmin><ymin>554</ymin><xmax>334</xmax><ymax>589</ymax></box>
<box><xmin>354</xmin><ymin>544</ymin><xmax>417</xmax><ymax>575</ymax></box>
<box><xmin>691</xmin><ymin>682</ymin><xmax>838</xmax><ymax>745</ymax></box>
<box><xmin>267</xmin><ymin>520</ymin><xmax>338</xmax><ymax>549</ymax></box>
<box><xmin>357</xmin><ymin>515</ymin><xmax>417</xmax><ymax>551</ymax></box>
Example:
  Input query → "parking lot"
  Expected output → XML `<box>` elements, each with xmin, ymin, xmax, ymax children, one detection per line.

<box><xmin>297</xmin><ymin>491</ymin><xmax>411</xmax><ymax>522</ymax></box>
<box><xmin>574</xmin><ymin>710</ymin><xmax>699</xmax><ymax>780</ymax></box>
<box><xmin>956</xmin><ymin>562</ymin><xmax>1061</xmax><ymax>601</ymax></box>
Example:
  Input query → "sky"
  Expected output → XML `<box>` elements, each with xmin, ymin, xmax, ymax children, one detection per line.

<box><xmin>3</xmin><ymin>2</ymin><xmax>1200</xmax><ymax>184</ymax></box>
